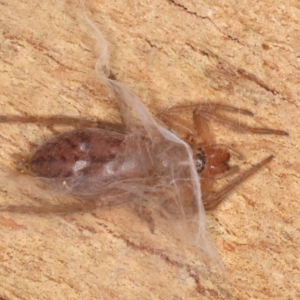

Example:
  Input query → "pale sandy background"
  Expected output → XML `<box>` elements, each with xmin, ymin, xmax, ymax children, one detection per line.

<box><xmin>0</xmin><ymin>0</ymin><xmax>299</xmax><ymax>299</ymax></box>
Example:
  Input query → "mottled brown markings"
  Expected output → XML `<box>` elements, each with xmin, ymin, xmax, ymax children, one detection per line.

<box><xmin>64</xmin><ymin>137</ymin><xmax>80</xmax><ymax>149</ymax></box>
<box><xmin>64</xmin><ymin>170</ymin><xmax>73</xmax><ymax>178</ymax></box>
<box><xmin>60</xmin><ymin>155</ymin><xmax>67</xmax><ymax>162</ymax></box>
<box><xmin>29</xmin><ymin>128</ymin><xmax>125</xmax><ymax>179</ymax></box>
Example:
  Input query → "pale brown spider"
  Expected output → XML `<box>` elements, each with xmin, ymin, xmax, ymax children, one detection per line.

<box><xmin>0</xmin><ymin>102</ymin><xmax>288</xmax><ymax>215</ymax></box>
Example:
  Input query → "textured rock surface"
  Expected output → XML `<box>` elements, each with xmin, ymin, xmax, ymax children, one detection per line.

<box><xmin>0</xmin><ymin>0</ymin><xmax>299</xmax><ymax>299</ymax></box>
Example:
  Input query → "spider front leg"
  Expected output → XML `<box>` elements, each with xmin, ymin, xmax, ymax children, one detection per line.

<box><xmin>193</xmin><ymin>103</ymin><xmax>288</xmax><ymax>136</ymax></box>
<box><xmin>160</xmin><ymin>103</ymin><xmax>216</xmax><ymax>145</ymax></box>
<box><xmin>161</xmin><ymin>102</ymin><xmax>288</xmax><ymax>136</ymax></box>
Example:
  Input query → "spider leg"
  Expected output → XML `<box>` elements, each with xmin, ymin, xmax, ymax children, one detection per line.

<box><xmin>194</xmin><ymin>106</ymin><xmax>288</xmax><ymax>136</ymax></box>
<box><xmin>0</xmin><ymin>115</ymin><xmax>100</xmax><ymax>127</ymax></box>
<box><xmin>160</xmin><ymin>103</ymin><xmax>288</xmax><ymax>136</ymax></box>
<box><xmin>0</xmin><ymin>200</ymin><xmax>99</xmax><ymax>214</ymax></box>
<box><xmin>0</xmin><ymin>115</ymin><xmax>125</xmax><ymax>132</ymax></box>
<box><xmin>159</xmin><ymin>109</ymin><xmax>199</xmax><ymax>141</ymax></box>
<box><xmin>160</xmin><ymin>104</ymin><xmax>216</xmax><ymax>144</ymax></box>
<box><xmin>160</xmin><ymin>103</ymin><xmax>254</xmax><ymax>116</ymax></box>
<box><xmin>202</xmin><ymin>155</ymin><xmax>273</xmax><ymax>210</ymax></box>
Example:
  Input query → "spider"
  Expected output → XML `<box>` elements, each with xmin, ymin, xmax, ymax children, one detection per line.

<box><xmin>0</xmin><ymin>102</ymin><xmax>288</xmax><ymax>216</ymax></box>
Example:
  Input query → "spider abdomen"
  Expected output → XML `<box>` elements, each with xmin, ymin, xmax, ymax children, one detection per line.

<box><xmin>29</xmin><ymin>128</ymin><xmax>126</xmax><ymax>179</ymax></box>
<box><xmin>27</xmin><ymin>128</ymin><xmax>147</xmax><ymax>198</ymax></box>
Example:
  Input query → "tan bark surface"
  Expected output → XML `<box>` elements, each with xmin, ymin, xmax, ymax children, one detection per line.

<box><xmin>0</xmin><ymin>0</ymin><xmax>299</xmax><ymax>299</ymax></box>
